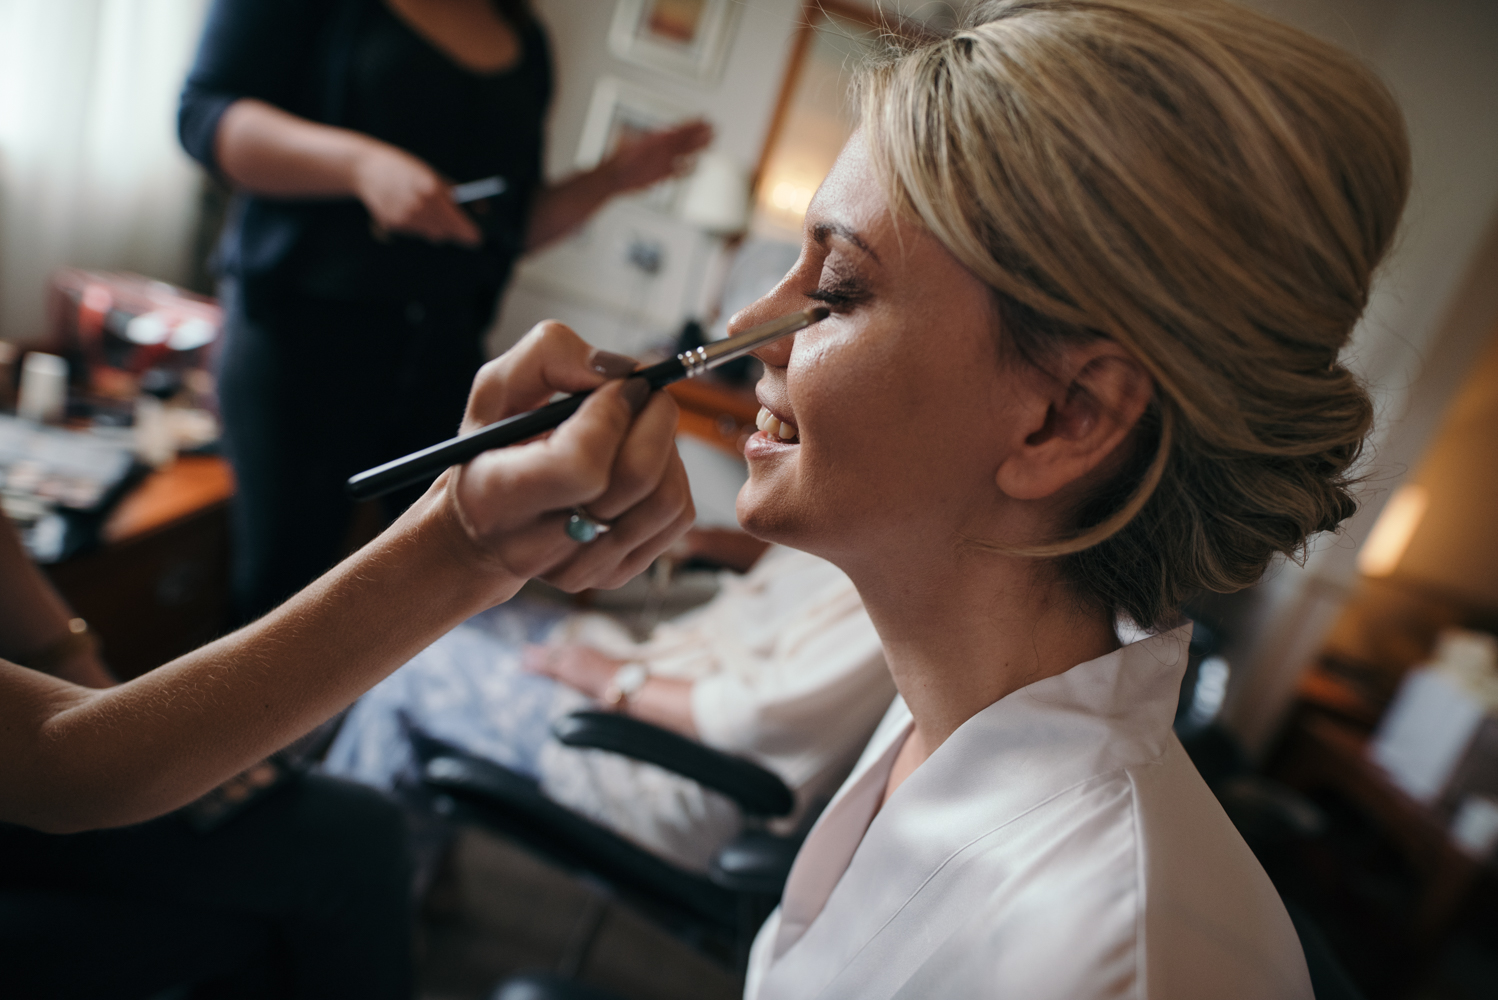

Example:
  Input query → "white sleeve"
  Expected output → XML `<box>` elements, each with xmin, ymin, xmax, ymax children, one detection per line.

<box><xmin>690</xmin><ymin>603</ymin><xmax>894</xmax><ymax>790</ymax></box>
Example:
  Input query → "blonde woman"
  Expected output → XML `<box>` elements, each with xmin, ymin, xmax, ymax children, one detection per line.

<box><xmin>726</xmin><ymin>1</ymin><xmax>1409</xmax><ymax>997</ymax></box>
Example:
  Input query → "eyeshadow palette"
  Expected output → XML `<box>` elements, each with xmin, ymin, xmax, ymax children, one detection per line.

<box><xmin>0</xmin><ymin>413</ymin><xmax>136</xmax><ymax>560</ymax></box>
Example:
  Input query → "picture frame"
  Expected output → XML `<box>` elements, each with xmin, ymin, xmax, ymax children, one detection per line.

<box><xmin>575</xmin><ymin>77</ymin><xmax>694</xmax><ymax>211</ymax></box>
<box><xmin>607</xmin><ymin>0</ymin><xmax>740</xmax><ymax>84</ymax></box>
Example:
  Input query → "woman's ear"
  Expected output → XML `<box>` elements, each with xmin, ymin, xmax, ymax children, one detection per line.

<box><xmin>996</xmin><ymin>341</ymin><xmax>1154</xmax><ymax>501</ymax></box>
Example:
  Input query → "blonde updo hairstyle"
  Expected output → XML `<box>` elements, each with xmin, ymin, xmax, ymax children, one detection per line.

<box><xmin>860</xmin><ymin>0</ymin><xmax>1410</xmax><ymax>629</ymax></box>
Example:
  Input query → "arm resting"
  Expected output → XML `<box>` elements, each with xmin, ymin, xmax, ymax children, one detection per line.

<box><xmin>553</xmin><ymin>710</ymin><xmax>793</xmax><ymax>818</ymax></box>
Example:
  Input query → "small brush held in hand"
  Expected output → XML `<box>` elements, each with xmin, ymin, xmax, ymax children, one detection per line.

<box><xmin>347</xmin><ymin>306</ymin><xmax>828</xmax><ymax>501</ymax></box>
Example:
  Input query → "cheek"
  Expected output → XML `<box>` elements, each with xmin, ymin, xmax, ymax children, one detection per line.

<box><xmin>791</xmin><ymin>325</ymin><xmax>901</xmax><ymax>421</ymax></box>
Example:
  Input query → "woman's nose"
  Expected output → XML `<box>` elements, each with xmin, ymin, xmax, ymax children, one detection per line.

<box><xmin>752</xmin><ymin>331</ymin><xmax>795</xmax><ymax>368</ymax></box>
<box><xmin>728</xmin><ymin>299</ymin><xmax>796</xmax><ymax>368</ymax></box>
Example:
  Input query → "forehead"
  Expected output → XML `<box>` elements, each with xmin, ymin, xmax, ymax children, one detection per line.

<box><xmin>804</xmin><ymin>133</ymin><xmax>895</xmax><ymax>255</ymax></box>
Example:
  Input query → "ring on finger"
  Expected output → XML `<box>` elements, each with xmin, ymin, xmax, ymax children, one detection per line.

<box><xmin>565</xmin><ymin>506</ymin><xmax>613</xmax><ymax>544</ymax></box>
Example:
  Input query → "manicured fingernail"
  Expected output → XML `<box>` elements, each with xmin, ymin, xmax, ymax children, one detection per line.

<box><xmin>620</xmin><ymin>377</ymin><xmax>651</xmax><ymax>414</ymax></box>
<box><xmin>589</xmin><ymin>350</ymin><xmax>638</xmax><ymax>379</ymax></box>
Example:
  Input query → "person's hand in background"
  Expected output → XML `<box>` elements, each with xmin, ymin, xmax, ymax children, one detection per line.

<box><xmin>352</xmin><ymin>142</ymin><xmax>482</xmax><ymax>246</ymax></box>
<box><xmin>523</xmin><ymin>643</ymin><xmax>623</xmax><ymax>700</ymax></box>
<box><xmin>525</xmin><ymin>119</ymin><xmax>714</xmax><ymax>250</ymax></box>
<box><xmin>604</xmin><ymin>119</ymin><xmax>715</xmax><ymax>195</ymax></box>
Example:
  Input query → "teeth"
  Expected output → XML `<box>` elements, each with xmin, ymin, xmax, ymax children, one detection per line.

<box><xmin>755</xmin><ymin>405</ymin><xmax>798</xmax><ymax>441</ymax></box>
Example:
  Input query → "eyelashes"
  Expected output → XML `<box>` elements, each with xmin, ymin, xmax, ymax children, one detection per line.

<box><xmin>804</xmin><ymin>251</ymin><xmax>869</xmax><ymax>311</ymax></box>
<box><xmin>805</xmin><ymin>279</ymin><xmax>868</xmax><ymax>310</ymax></box>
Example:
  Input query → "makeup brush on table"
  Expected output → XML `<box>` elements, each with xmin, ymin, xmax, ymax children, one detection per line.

<box><xmin>346</xmin><ymin>306</ymin><xmax>828</xmax><ymax>501</ymax></box>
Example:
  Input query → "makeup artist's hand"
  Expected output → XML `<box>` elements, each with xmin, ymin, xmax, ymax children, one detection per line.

<box><xmin>603</xmin><ymin>120</ymin><xmax>714</xmax><ymax>194</ymax></box>
<box><xmin>438</xmin><ymin>321</ymin><xmax>694</xmax><ymax>593</ymax></box>
<box><xmin>352</xmin><ymin>141</ymin><xmax>481</xmax><ymax>247</ymax></box>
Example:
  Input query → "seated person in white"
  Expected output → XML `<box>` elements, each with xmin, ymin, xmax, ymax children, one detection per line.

<box><xmin>716</xmin><ymin>1</ymin><xmax>1409</xmax><ymax>996</ymax></box>
<box><xmin>322</xmin><ymin>533</ymin><xmax>893</xmax><ymax>872</ymax></box>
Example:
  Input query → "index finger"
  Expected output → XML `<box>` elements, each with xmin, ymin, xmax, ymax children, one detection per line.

<box><xmin>461</xmin><ymin>322</ymin><xmax>638</xmax><ymax>434</ymax></box>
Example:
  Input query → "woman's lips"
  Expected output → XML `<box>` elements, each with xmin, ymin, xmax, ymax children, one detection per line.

<box><xmin>754</xmin><ymin>405</ymin><xmax>798</xmax><ymax>442</ymax></box>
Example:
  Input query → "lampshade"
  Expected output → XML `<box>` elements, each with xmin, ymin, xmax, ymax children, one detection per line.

<box><xmin>1358</xmin><ymin>483</ymin><xmax>1429</xmax><ymax>578</ymax></box>
<box><xmin>679</xmin><ymin>151</ymin><xmax>750</xmax><ymax>235</ymax></box>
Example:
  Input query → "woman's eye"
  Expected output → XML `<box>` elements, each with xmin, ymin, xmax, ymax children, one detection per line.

<box><xmin>805</xmin><ymin>279</ymin><xmax>867</xmax><ymax>310</ymax></box>
<box><xmin>805</xmin><ymin>287</ymin><xmax>852</xmax><ymax>305</ymax></box>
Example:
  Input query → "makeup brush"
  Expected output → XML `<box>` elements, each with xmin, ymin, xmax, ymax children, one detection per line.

<box><xmin>347</xmin><ymin>306</ymin><xmax>827</xmax><ymax>501</ymax></box>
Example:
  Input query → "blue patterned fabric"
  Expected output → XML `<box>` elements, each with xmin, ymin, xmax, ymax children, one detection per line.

<box><xmin>322</xmin><ymin>597</ymin><xmax>581</xmax><ymax>795</ymax></box>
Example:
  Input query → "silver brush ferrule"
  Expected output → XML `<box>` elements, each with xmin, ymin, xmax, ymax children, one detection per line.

<box><xmin>672</xmin><ymin>306</ymin><xmax>829</xmax><ymax>381</ymax></box>
<box><xmin>677</xmin><ymin>345</ymin><xmax>711</xmax><ymax>378</ymax></box>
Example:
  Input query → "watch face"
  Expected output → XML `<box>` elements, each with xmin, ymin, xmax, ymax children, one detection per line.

<box><xmin>617</xmin><ymin>663</ymin><xmax>649</xmax><ymax>695</ymax></box>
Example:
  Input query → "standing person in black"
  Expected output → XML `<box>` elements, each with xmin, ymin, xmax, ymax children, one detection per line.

<box><xmin>179</xmin><ymin>0</ymin><xmax>711</xmax><ymax>622</ymax></box>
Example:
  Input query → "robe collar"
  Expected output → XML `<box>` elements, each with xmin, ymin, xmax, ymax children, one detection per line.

<box><xmin>761</xmin><ymin>624</ymin><xmax>1192</xmax><ymax>998</ymax></box>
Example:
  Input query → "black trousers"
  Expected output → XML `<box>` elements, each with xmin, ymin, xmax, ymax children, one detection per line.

<box><xmin>0</xmin><ymin>773</ymin><xmax>413</xmax><ymax>999</ymax></box>
<box><xmin>217</xmin><ymin>280</ymin><xmax>492</xmax><ymax>623</ymax></box>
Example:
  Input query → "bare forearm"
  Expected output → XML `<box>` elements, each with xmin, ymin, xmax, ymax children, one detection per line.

<box><xmin>0</xmin><ymin>330</ymin><xmax>692</xmax><ymax>834</ymax></box>
<box><xmin>626</xmin><ymin>677</ymin><xmax>698</xmax><ymax>738</ymax></box>
<box><xmin>4</xmin><ymin>485</ymin><xmax>515</xmax><ymax>832</ymax></box>
<box><xmin>525</xmin><ymin>166</ymin><xmax>618</xmax><ymax>251</ymax></box>
<box><xmin>215</xmin><ymin>98</ymin><xmax>380</xmax><ymax>198</ymax></box>
<box><xmin>217</xmin><ymin>98</ymin><xmax>483</xmax><ymax>245</ymax></box>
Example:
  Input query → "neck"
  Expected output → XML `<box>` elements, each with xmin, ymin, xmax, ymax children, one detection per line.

<box><xmin>845</xmin><ymin>544</ymin><xmax>1119</xmax><ymax>766</ymax></box>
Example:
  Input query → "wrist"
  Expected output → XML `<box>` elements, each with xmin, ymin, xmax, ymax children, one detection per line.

<box><xmin>346</xmin><ymin>135</ymin><xmax>397</xmax><ymax>200</ymax></box>
<box><xmin>590</xmin><ymin>154</ymin><xmax>630</xmax><ymax>198</ymax></box>
<box><xmin>403</xmin><ymin>476</ymin><xmax>527</xmax><ymax>608</ymax></box>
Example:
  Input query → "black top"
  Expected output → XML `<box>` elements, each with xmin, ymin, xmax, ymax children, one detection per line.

<box><xmin>179</xmin><ymin>0</ymin><xmax>551</xmax><ymax>303</ymax></box>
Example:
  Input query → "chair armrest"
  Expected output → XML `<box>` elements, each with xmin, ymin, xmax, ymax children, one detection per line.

<box><xmin>492</xmin><ymin>973</ymin><xmax>626</xmax><ymax>1000</ymax></box>
<box><xmin>423</xmin><ymin>750</ymin><xmax>742</xmax><ymax>930</ymax></box>
<box><xmin>709</xmin><ymin>829</ymin><xmax>801</xmax><ymax>895</ymax></box>
<box><xmin>553</xmin><ymin>711</ymin><xmax>794</xmax><ymax>818</ymax></box>
<box><xmin>424</xmin><ymin>751</ymin><xmax>544</xmax><ymax>809</ymax></box>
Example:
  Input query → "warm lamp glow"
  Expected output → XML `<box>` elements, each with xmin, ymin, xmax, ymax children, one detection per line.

<box><xmin>768</xmin><ymin>181</ymin><xmax>815</xmax><ymax>216</ymax></box>
<box><xmin>1358</xmin><ymin>483</ymin><xmax>1429</xmax><ymax>577</ymax></box>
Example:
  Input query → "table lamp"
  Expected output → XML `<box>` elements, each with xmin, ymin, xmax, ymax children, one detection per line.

<box><xmin>679</xmin><ymin>151</ymin><xmax>749</xmax><ymax>235</ymax></box>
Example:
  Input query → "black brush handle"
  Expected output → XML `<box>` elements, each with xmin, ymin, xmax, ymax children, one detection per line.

<box><xmin>344</xmin><ymin>307</ymin><xmax>825</xmax><ymax>502</ymax></box>
<box><xmin>346</xmin><ymin>357</ymin><xmax>685</xmax><ymax>501</ymax></box>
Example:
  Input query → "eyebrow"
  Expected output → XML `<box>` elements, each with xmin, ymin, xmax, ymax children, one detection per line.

<box><xmin>811</xmin><ymin>222</ymin><xmax>881</xmax><ymax>264</ymax></box>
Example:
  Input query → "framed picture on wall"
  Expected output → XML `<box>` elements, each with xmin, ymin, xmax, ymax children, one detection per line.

<box><xmin>607</xmin><ymin>0</ymin><xmax>740</xmax><ymax>83</ymax></box>
<box><xmin>575</xmin><ymin>76</ymin><xmax>693</xmax><ymax>210</ymax></box>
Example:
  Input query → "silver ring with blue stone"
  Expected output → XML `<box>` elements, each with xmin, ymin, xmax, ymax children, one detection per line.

<box><xmin>565</xmin><ymin>507</ymin><xmax>612</xmax><ymax>543</ymax></box>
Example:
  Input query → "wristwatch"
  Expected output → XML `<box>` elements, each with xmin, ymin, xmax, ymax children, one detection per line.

<box><xmin>602</xmin><ymin>662</ymin><xmax>649</xmax><ymax>711</ymax></box>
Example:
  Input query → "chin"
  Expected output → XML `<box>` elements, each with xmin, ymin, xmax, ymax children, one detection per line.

<box><xmin>735</xmin><ymin>478</ymin><xmax>840</xmax><ymax>563</ymax></box>
<box><xmin>734</xmin><ymin>479</ymin><xmax>784</xmax><ymax>543</ymax></box>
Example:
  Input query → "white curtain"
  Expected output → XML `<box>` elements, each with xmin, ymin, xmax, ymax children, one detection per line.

<box><xmin>0</xmin><ymin>0</ymin><xmax>210</xmax><ymax>344</ymax></box>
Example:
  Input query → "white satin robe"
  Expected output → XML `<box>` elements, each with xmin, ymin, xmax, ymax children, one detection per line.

<box><xmin>744</xmin><ymin>626</ymin><xmax>1312</xmax><ymax>1000</ymax></box>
